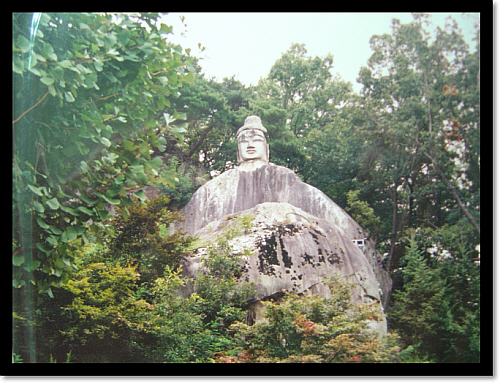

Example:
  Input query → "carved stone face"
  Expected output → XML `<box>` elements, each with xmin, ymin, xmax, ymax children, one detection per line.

<box><xmin>237</xmin><ymin>128</ymin><xmax>268</xmax><ymax>163</ymax></box>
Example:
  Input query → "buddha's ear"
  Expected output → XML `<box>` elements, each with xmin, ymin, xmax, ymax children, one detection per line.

<box><xmin>266</xmin><ymin>144</ymin><xmax>270</xmax><ymax>162</ymax></box>
<box><xmin>237</xmin><ymin>147</ymin><xmax>243</xmax><ymax>164</ymax></box>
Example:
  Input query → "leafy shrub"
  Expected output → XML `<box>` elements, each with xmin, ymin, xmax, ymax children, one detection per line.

<box><xmin>220</xmin><ymin>277</ymin><xmax>401</xmax><ymax>363</ymax></box>
<box><xmin>58</xmin><ymin>254</ymin><xmax>154</xmax><ymax>362</ymax></box>
<box><xmin>107</xmin><ymin>195</ymin><xmax>195</xmax><ymax>282</ymax></box>
<box><xmin>143</xmin><ymin>215</ymin><xmax>258</xmax><ymax>362</ymax></box>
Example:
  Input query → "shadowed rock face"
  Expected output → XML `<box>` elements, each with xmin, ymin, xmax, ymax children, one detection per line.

<box><xmin>174</xmin><ymin>162</ymin><xmax>391</xmax><ymax>332</ymax></box>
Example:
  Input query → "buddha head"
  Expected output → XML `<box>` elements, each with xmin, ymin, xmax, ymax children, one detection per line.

<box><xmin>236</xmin><ymin>115</ymin><xmax>270</xmax><ymax>164</ymax></box>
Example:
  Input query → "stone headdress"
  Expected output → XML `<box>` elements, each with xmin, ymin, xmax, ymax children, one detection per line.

<box><xmin>237</xmin><ymin>115</ymin><xmax>268</xmax><ymax>138</ymax></box>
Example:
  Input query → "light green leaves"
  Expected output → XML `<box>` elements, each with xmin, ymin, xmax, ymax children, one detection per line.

<box><xmin>41</xmin><ymin>76</ymin><xmax>54</xmax><ymax>86</ymax></box>
<box><xmin>100</xmin><ymin>137</ymin><xmax>111</xmax><ymax>147</ymax></box>
<box><xmin>65</xmin><ymin>91</ymin><xmax>75</xmax><ymax>102</ymax></box>
<box><xmin>46</xmin><ymin>197</ymin><xmax>60</xmax><ymax>210</ymax></box>
<box><xmin>33</xmin><ymin>201</ymin><xmax>45</xmax><ymax>213</ymax></box>
<box><xmin>13</xmin><ymin>255</ymin><xmax>25</xmax><ymax>267</ymax></box>
<box><xmin>133</xmin><ymin>190</ymin><xmax>146</xmax><ymax>201</ymax></box>
<box><xmin>77</xmin><ymin>206</ymin><xmax>94</xmax><ymax>215</ymax></box>
<box><xmin>28</xmin><ymin>184</ymin><xmax>44</xmax><ymax>196</ymax></box>
<box><xmin>15</xmin><ymin>35</ymin><xmax>31</xmax><ymax>53</ymax></box>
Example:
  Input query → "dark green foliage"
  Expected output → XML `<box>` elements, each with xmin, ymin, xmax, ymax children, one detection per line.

<box><xmin>388</xmin><ymin>222</ymin><xmax>480</xmax><ymax>362</ymax></box>
<box><xmin>107</xmin><ymin>195</ymin><xmax>194</xmax><ymax>282</ymax></box>
<box><xmin>13</xmin><ymin>12</ymin><xmax>196</xmax><ymax>296</ymax></box>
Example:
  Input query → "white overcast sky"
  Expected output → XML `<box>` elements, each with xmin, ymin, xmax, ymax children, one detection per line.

<box><xmin>161</xmin><ymin>12</ymin><xmax>479</xmax><ymax>94</ymax></box>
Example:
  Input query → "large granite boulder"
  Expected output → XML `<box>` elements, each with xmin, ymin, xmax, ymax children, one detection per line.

<box><xmin>174</xmin><ymin>164</ymin><xmax>390</xmax><ymax>307</ymax></box>
<box><xmin>172</xmin><ymin>116</ymin><xmax>391</xmax><ymax>333</ymax></box>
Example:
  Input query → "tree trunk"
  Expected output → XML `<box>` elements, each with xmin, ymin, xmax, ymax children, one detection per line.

<box><xmin>187</xmin><ymin>125</ymin><xmax>214</xmax><ymax>159</ymax></box>
<box><xmin>386</xmin><ymin>181</ymin><xmax>399</xmax><ymax>273</ymax></box>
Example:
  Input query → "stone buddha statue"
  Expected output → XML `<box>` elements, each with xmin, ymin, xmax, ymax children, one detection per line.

<box><xmin>235</xmin><ymin>115</ymin><xmax>270</xmax><ymax>171</ymax></box>
<box><xmin>175</xmin><ymin>115</ymin><xmax>391</xmax><ymax>331</ymax></box>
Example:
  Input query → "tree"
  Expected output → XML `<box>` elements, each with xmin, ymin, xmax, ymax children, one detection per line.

<box><xmin>168</xmin><ymin>74</ymin><xmax>254</xmax><ymax>174</ymax></box>
<box><xmin>251</xmin><ymin>43</ymin><xmax>358</xmax><ymax>197</ymax></box>
<box><xmin>388</xmin><ymin>222</ymin><xmax>480</xmax><ymax>362</ymax></box>
<box><xmin>354</xmin><ymin>14</ymin><xmax>480</xmax><ymax>271</ymax></box>
<box><xmin>106</xmin><ymin>195</ymin><xmax>194</xmax><ymax>282</ymax></box>
<box><xmin>388</xmin><ymin>230</ymin><xmax>446</xmax><ymax>359</ymax></box>
<box><xmin>12</xmin><ymin>12</ymin><xmax>195</xmax><ymax>362</ymax></box>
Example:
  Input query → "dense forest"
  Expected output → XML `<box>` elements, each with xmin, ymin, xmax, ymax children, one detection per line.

<box><xmin>12</xmin><ymin>13</ymin><xmax>481</xmax><ymax>364</ymax></box>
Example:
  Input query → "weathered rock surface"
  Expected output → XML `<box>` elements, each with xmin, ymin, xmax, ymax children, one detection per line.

<box><xmin>174</xmin><ymin>163</ymin><xmax>391</xmax><ymax>304</ymax></box>
<box><xmin>179</xmin><ymin>202</ymin><xmax>387</xmax><ymax>333</ymax></box>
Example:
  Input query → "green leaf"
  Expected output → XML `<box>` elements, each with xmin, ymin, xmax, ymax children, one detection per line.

<box><xmin>47</xmin><ymin>198</ymin><xmax>60</xmax><ymax>210</ymax></box>
<box><xmin>48</xmin><ymin>226</ymin><xmax>63</xmax><ymax>235</ymax></box>
<box><xmin>123</xmin><ymin>140</ymin><xmax>135</xmax><ymax>151</ymax></box>
<box><xmin>13</xmin><ymin>56</ymin><xmax>24</xmax><ymax>74</ymax></box>
<box><xmin>184</xmin><ymin>72</ymin><xmax>194</xmax><ymax>84</ymax></box>
<box><xmin>46</xmin><ymin>236</ymin><xmax>58</xmax><ymax>246</ymax></box>
<box><xmin>77</xmin><ymin>206</ymin><xmax>94</xmax><ymax>215</ymax></box>
<box><xmin>24</xmin><ymin>260</ymin><xmax>41</xmax><ymax>272</ymax></box>
<box><xmin>36</xmin><ymin>242</ymin><xmax>52</xmax><ymax>254</ymax></box>
<box><xmin>60</xmin><ymin>205</ymin><xmax>78</xmax><ymax>216</ymax></box>
<box><xmin>13</xmin><ymin>256</ymin><xmax>25</xmax><ymax>267</ymax></box>
<box><xmin>16</xmin><ymin>35</ymin><xmax>31</xmax><ymax>53</ymax></box>
<box><xmin>139</xmin><ymin>143</ymin><xmax>151</xmax><ymax>159</ymax></box>
<box><xmin>33</xmin><ymin>201</ymin><xmax>45</xmax><ymax>213</ymax></box>
<box><xmin>65</xmin><ymin>91</ymin><xmax>75</xmax><ymax>102</ymax></box>
<box><xmin>13</xmin><ymin>279</ymin><xmax>26</xmax><ymax>288</ymax></box>
<box><xmin>41</xmin><ymin>76</ymin><xmax>54</xmax><ymax>86</ymax></box>
<box><xmin>103</xmin><ymin>195</ymin><xmax>121</xmax><ymax>205</ymax></box>
<box><xmin>100</xmin><ymin>137</ymin><xmax>111</xmax><ymax>147</ymax></box>
<box><xmin>29</xmin><ymin>184</ymin><xmax>43</xmax><ymax>196</ymax></box>
<box><xmin>65</xmin><ymin>227</ymin><xmax>78</xmax><ymax>242</ymax></box>
<box><xmin>60</xmin><ymin>230</ymin><xmax>68</xmax><ymax>243</ymax></box>
<box><xmin>80</xmin><ymin>161</ymin><xmax>90</xmax><ymax>173</ymax></box>
<box><xmin>36</xmin><ymin>218</ymin><xmax>50</xmax><ymax>229</ymax></box>
<box><xmin>134</xmin><ymin>190</ymin><xmax>146</xmax><ymax>201</ymax></box>
<box><xmin>58</xmin><ymin>60</ymin><xmax>72</xmax><ymax>68</ymax></box>
<box><xmin>173</xmin><ymin>44</ymin><xmax>182</xmax><ymax>54</ymax></box>
<box><xmin>148</xmin><ymin>156</ymin><xmax>163</xmax><ymax>170</ymax></box>
<box><xmin>62</xmin><ymin>257</ymin><xmax>71</xmax><ymax>267</ymax></box>
<box><xmin>163</xmin><ymin>113</ymin><xmax>175</xmax><ymax>125</ymax></box>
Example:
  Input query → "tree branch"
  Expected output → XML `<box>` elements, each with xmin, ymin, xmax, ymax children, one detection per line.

<box><xmin>13</xmin><ymin>89</ymin><xmax>50</xmax><ymax>124</ymax></box>
<box><xmin>424</xmin><ymin>151</ymin><xmax>480</xmax><ymax>235</ymax></box>
<box><xmin>187</xmin><ymin>125</ymin><xmax>214</xmax><ymax>158</ymax></box>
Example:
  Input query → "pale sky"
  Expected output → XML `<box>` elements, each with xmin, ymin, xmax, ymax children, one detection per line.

<box><xmin>161</xmin><ymin>12</ymin><xmax>479</xmax><ymax>94</ymax></box>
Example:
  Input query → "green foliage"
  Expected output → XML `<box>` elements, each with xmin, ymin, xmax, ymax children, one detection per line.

<box><xmin>219</xmin><ymin>277</ymin><xmax>401</xmax><ymax>363</ymax></box>
<box><xmin>388</xmin><ymin>223</ymin><xmax>480</xmax><ymax>362</ymax></box>
<box><xmin>194</xmin><ymin>215</ymin><xmax>257</xmax><ymax>323</ymax></box>
<box><xmin>346</xmin><ymin>190</ymin><xmax>381</xmax><ymax>239</ymax></box>
<box><xmin>158</xmin><ymin>158</ymin><xmax>203</xmax><ymax>210</ymax></box>
<box><xmin>123</xmin><ymin>217</ymin><xmax>258</xmax><ymax>363</ymax></box>
<box><xmin>354</xmin><ymin>13</ymin><xmax>480</xmax><ymax>254</ymax></box>
<box><xmin>47</xmin><ymin>243</ymin><xmax>155</xmax><ymax>363</ymax></box>
<box><xmin>388</xmin><ymin>231</ymin><xmax>446</xmax><ymax>355</ymax></box>
<box><xmin>13</xmin><ymin>12</ymin><xmax>195</xmax><ymax>294</ymax></box>
<box><xmin>107</xmin><ymin>195</ymin><xmax>194</xmax><ymax>282</ymax></box>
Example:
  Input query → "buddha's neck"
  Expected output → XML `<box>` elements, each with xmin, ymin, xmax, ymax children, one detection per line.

<box><xmin>238</xmin><ymin>159</ymin><xmax>268</xmax><ymax>172</ymax></box>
